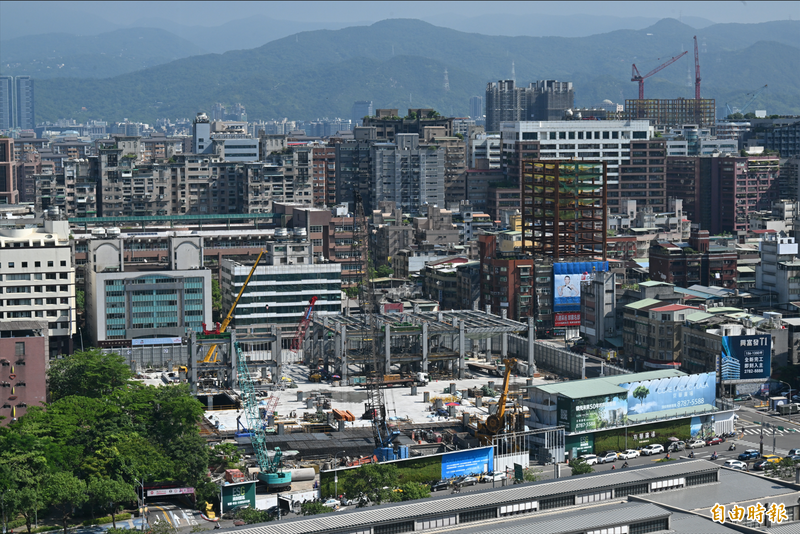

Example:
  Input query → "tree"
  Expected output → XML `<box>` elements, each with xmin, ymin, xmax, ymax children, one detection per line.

<box><xmin>375</xmin><ymin>265</ymin><xmax>393</xmax><ymax>278</ymax></box>
<box><xmin>301</xmin><ymin>502</ymin><xmax>331</xmax><ymax>515</ymax></box>
<box><xmin>235</xmin><ymin>507</ymin><xmax>274</xmax><ymax>524</ymax></box>
<box><xmin>346</xmin><ymin>463</ymin><xmax>399</xmax><ymax>502</ymax></box>
<box><xmin>398</xmin><ymin>482</ymin><xmax>430</xmax><ymax>501</ymax></box>
<box><xmin>88</xmin><ymin>478</ymin><xmax>137</xmax><ymax>529</ymax></box>
<box><xmin>632</xmin><ymin>386</ymin><xmax>650</xmax><ymax>407</ymax></box>
<box><xmin>48</xmin><ymin>349</ymin><xmax>133</xmax><ymax>401</ymax></box>
<box><xmin>44</xmin><ymin>471</ymin><xmax>88</xmax><ymax>534</ymax></box>
<box><xmin>76</xmin><ymin>289</ymin><xmax>85</xmax><ymax>313</ymax></box>
<box><xmin>569</xmin><ymin>458</ymin><xmax>594</xmax><ymax>475</ymax></box>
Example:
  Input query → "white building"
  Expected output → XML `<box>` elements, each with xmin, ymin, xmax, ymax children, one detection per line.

<box><xmin>84</xmin><ymin>236</ymin><xmax>212</xmax><ymax>345</ymax></box>
<box><xmin>192</xmin><ymin>112</ymin><xmax>258</xmax><ymax>162</ymax></box>
<box><xmin>0</xmin><ymin>219</ymin><xmax>75</xmax><ymax>357</ymax></box>
<box><xmin>469</xmin><ymin>133</ymin><xmax>501</xmax><ymax>169</ymax></box>
<box><xmin>221</xmin><ymin>240</ymin><xmax>342</xmax><ymax>335</ymax></box>
<box><xmin>755</xmin><ymin>232</ymin><xmax>800</xmax><ymax>306</ymax></box>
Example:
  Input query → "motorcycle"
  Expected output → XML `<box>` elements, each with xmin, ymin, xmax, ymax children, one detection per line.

<box><xmin>621</xmin><ymin>462</ymin><xmax>629</xmax><ymax>469</ymax></box>
<box><xmin>728</xmin><ymin>443</ymin><xmax>736</xmax><ymax>451</ymax></box>
<box><xmin>688</xmin><ymin>451</ymin><xmax>695</xmax><ymax>458</ymax></box>
<box><xmin>711</xmin><ymin>451</ymin><xmax>718</xmax><ymax>460</ymax></box>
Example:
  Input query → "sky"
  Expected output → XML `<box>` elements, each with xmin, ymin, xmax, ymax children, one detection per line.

<box><xmin>3</xmin><ymin>0</ymin><xmax>799</xmax><ymax>28</ymax></box>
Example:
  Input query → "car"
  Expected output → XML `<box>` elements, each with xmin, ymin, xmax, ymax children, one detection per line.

<box><xmin>323</xmin><ymin>499</ymin><xmax>341</xmax><ymax>508</ymax></box>
<box><xmin>687</xmin><ymin>439</ymin><xmax>706</xmax><ymax>449</ymax></box>
<box><xmin>724</xmin><ymin>459</ymin><xmax>747</xmax><ymax>470</ymax></box>
<box><xmin>761</xmin><ymin>454</ymin><xmax>781</xmax><ymax>464</ymax></box>
<box><xmin>641</xmin><ymin>444</ymin><xmax>665</xmax><ymax>456</ymax></box>
<box><xmin>598</xmin><ymin>452</ymin><xmax>618</xmax><ymax>464</ymax></box>
<box><xmin>788</xmin><ymin>448</ymin><xmax>800</xmax><ymax>456</ymax></box>
<box><xmin>578</xmin><ymin>454</ymin><xmax>598</xmax><ymax>466</ymax></box>
<box><xmin>490</xmin><ymin>472</ymin><xmax>507</xmax><ymax>482</ymax></box>
<box><xmin>753</xmin><ymin>459</ymin><xmax>771</xmax><ymax>471</ymax></box>
<box><xmin>458</xmin><ymin>476</ymin><xmax>478</xmax><ymax>487</ymax></box>
<box><xmin>738</xmin><ymin>449</ymin><xmax>760</xmax><ymax>461</ymax></box>
<box><xmin>617</xmin><ymin>449</ymin><xmax>639</xmax><ymax>460</ymax></box>
<box><xmin>706</xmin><ymin>436</ymin><xmax>724</xmax><ymax>446</ymax></box>
<box><xmin>787</xmin><ymin>455</ymin><xmax>800</xmax><ymax>462</ymax></box>
<box><xmin>667</xmin><ymin>441</ymin><xmax>685</xmax><ymax>452</ymax></box>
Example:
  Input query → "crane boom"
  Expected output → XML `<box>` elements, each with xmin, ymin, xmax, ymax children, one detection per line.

<box><xmin>740</xmin><ymin>85</ymin><xmax>768</xmax><ymax>114</ymax></box>
<box><xmin>203</xmin><ymin>250</ymin><xmax>265</xmax><ymax>363</ymax></box>
<box><xmin>476</xmin><ymin>358</ymin><xmax>518</xmax><ymax>445</ymax></box>
<box><xmin>631</xmin><ymin>51</ymin><xmax>688</xmax><ymax>99</ymax></box>
<box><xmin>693</xmin><ymin>35</ymin><xmax>701</xmax><ymax>99</ymax></box>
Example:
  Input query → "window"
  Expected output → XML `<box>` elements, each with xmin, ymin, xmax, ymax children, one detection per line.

<box><xmin>47</xmin><ymin>261</ymin><xmax>54</xmax><ymax>267</ymax></box>
<box><xmin>61</xmin><ymin>260</ymin><xmax>67</xmax><ymax>267</ymax></box>
<box><xmin>374</xmin><ymin>522</ymin><xmax>414</xmax><ymax>534</ymax></box>
<box><xmin>633</xmin><ymin>131</ymin><xmax>647</xmax><ymax>139</ymax></box>
<box><xmin>588</xmin><ymin>527</ymin><xmax>628</xmax><ymax>534</ymax></box>
<box><xmin>616</xmin><ymin>483</ymin><xmax>649</xmax><ymax>497</ymax></box>
<box><xmin>21</xmin><ymin>262</ymin><xmax>28</xmax><ymax>268</ymax></box>
<box><xmin>549</xmin><ymin>132</ymin><xmax>557</xmax><ymax>140</ymax></box>
<box><xmin>35</xmin><ymin>261</ymin><xmax>41</xmax><ymax>267</ymax></box>
<box><xmin>629</xmin><ymin>519</ymin><xmax>669</xmax><ymax>534</ymax></box>
<box><xmin>15</xmin><ymin>342</ymin><xmax>25</xmax><ymax>356</ymax></box>
<box><xmin>309</xmin><ymin>225</ymin><xmax>323</xmax><ymax>233</ymax></box>
<box><xmin>522</xmin><ymin>132</ymin><xmax>537</xmax><ymax>140</ymax></box>
<box><xmin>8</xmin><ymin>262</ymin><xmax>14</xmax><ymax>268</ymax></box>
<box><xmin>540</xmin><ymin>494</ymin><xmax>574</xmax><ymax>510</ymax></box>
<box><xmin>459</xmin><ymin>509</ymin><xmax>496</xmax><ymax>523</ymax></box>
<box><xmin>686</xmin><ymin>472</ymin><xmax>716</xmax><ymax>486</ymax></box>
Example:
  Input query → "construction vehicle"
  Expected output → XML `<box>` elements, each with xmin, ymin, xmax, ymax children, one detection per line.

<box><xmin>202</xmin><ymin>250</ymin><xmax>265</xmax><ymax>363</ymax></box>
<box><xmin>290</xmin><ymin>296</ymin><xmax>318</xmax><ymax>352</ymax></box>
<box><xmin>234</xmin><ymin>341</ymin><xmax>292</xmax><ymax>490</ymax></box>
<box><xmin>631</xmin><ymin>51</ymin><xmax>688</xmax><ymax>99</ymax></box>
<box><xmin>476</xmin><ymin>358</ymin><xmax>521</xmax><ymax>446</ymax></box>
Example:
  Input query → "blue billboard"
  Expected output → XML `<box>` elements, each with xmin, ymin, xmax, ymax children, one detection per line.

<box><xmin>441</xmin><ymin>447</ymin><xmax>493</xmax><ymax>479</ymax></box>
<box><xmin>721</xmin><ymin>335</ymin><xmax>771</xmax><ymax>382</ymax></box>
<box><xmin>553</xmin><ymin>261</ymin><xmax>608</xmax><ymax>312</ymax></box>
<box><xmin>618</xmin><ymin>372</ymin><xmax>716</xmax><ymax>415</ymax></box>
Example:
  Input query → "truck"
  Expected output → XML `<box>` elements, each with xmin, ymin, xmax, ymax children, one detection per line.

<box><xmin>351</xmin><ymin>372</ymin><xmax>428</xmax><ymax>388</ymax></box>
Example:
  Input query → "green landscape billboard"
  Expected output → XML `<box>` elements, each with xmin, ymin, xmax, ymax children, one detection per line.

<box><xmin>557</xmin><ymin>393</ymin><xmax>628</xmax><ymax>433</ymax></box>
<box><xmin>220</xmin><ymin>481</ymin><xmax>256</xmax><ymax>513</ymax></box>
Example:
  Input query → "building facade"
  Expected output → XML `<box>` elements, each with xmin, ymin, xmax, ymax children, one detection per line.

<box><xmin>624</xmin><ymin>98</ymin><xmax>716</xmax><ymax>128</ymax></box>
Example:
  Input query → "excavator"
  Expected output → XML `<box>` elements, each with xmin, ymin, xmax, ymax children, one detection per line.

<box><xmin>476</xmin><ymin>357</ymin><xmax>521</xmax><ymax>446</ymax></box>
<box><xmin>202</xmin><ymin>250</ymin><xmax>265</xmax><ymax>363</ymax></box>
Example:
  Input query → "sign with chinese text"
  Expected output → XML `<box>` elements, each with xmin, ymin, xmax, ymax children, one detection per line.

<box><xmin>146</xmin><ymin>487</ymin><xmax>194</xmax><ymax>497</ymax></box>
<box><xmin>220</xmin><ymin>481</ymin><xmax>256</xmax><ymax>513</ymax></box>
<box><xmin>720</xmin><ymin>335</ymin><xmax>771</xmax><ymax>383</ymax></box>
<box><xmin>554</xmin><ymin>312</ymin><xmax>581</xmax><ymax>327</ymax></box>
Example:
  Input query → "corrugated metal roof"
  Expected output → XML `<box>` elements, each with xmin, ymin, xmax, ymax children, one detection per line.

<box><xmin>669</xmin><ymin>510</ymin><xmax>741</xmax><ymax>533</ymax></box>
<box><xmin>639</xmin><ymin>281</ymin><xmax>672</xmax><ymax>287</ymax></box>
<box><xmin>625</xmin><ymin>298</ymin><xmax>663</xmax><ymax>310</ymax></box>
<box><xmin>531</xmin><ymin>369</ymin><xmax>685</xmax><ymax>399</ymax></box>
<box><xmin>232</xmin><ymin>461</ymin><xmax>717</xmax><ymax>534</ymax></box>
<box><xmin>457</xmin><ymin>502</ymin><xmax>669</xmax><ymax>534</ymax></box>
<box><xmin>685</xmin><ymin>311</ymin><xmax>714</xmax><ymax>322</ymax></box>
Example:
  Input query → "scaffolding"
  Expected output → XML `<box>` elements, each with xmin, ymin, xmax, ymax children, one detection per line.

<box><xmin>521</xmin><ymin>160</ymin><xmax>607</xmax><ymax>261</ymax></box>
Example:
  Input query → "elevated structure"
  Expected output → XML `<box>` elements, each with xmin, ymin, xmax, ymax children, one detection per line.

<box><xmin>625</xmin><ymin>98</ymin><xmax>716</xmax><ymax>128</ymax></box>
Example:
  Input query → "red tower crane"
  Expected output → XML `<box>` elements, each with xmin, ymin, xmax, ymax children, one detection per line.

<box><xmin>631</xmin><ymin>50</ymin><xmax>688</xmax><ymax>99</ymax></box>
<box><xmin>693</xmin><ymin>35</ymin><xmax>701</xmax><ymax>100</ymax></box>
<box><xmin>290</xmin><ymin>296</ymin><xmax>318</xmax><ymax>352</ymax></box>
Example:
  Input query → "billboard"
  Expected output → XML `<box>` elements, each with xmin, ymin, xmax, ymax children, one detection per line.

<box><xmin>720</xmin><ymin>334</ymin><xmax>771</xmax><ymax>383</ymax></box>
<box><xmin>557</xmin><ymin>393</ymin><xmax>628</xmax><ymax>433</ymax></box>
<box><xmin>220</xmin><ymin>481</ymin><xmax>256</xmax><ymax>513</ymax></box>
<box><xmin>554</xmin><ymin>312</ymin><xmax>581</xmax><ymax>327</ymax></box>
<box><xmin>553</xmin><ymin>261</ymin><xmax>608</xmax><ymax>313</ymax></box>
<box><xmin>441</xmin><ymin>447</ymin><xmax>493</xmax><ymax>479</ymax></box>
<box><xmin>618</xmin><ymin>372</ymin><xmax>716</xmax><ymax>416</ymax></box>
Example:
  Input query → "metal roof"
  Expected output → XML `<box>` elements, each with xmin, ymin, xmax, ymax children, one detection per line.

<box><xmin>530</xmin><ymin>369</ymin><xmax>686</xmax><ymax>398</ymax></box>
<box><xmin>639</xmin><ymin>280</ymin><xmax>673</xmax><ymax>287</ymax></box>
<box><xmin>456</xmin><ymin>502</ymin><xmax>670</xmax><ymax>534</ymax></box>
<box><xmin>68</xmin><ymin>213</ymin><xmax>275</xmax><ymax>224</ymax></box>
<box><xmin>315</xmin><ymin>310</ymin><xmax>528</xmax><ymax>336</ymax></box>
<box><xmin>668</xmin><ymin>510</ymin><xmax>742</xmax><ymax>533</ymax></box>
<box><xmin>231</xmin><ymin>461</ymin><xmax>718</xmax><ymax>534</ymax></box>
<box><xmin>624</xmin><ymin>298</ymin><xmax>663</xmax><ymax>310</ymax></box>
<box><xmin>685</xmin><ymin>311</ymin><xmax>714</xmax><ymax>322</ymax></box>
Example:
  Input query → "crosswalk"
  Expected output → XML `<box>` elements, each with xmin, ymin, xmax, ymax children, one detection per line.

<box><xmin>741</xmin><ymin>426</ymin><xmax>798</xmax><ymax>437</ymax></box>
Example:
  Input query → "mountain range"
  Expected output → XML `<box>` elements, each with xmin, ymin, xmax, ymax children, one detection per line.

<box><xmin>20</xmin><ymin>18</ymin><xmax>800</xmax><ymax>123</ymax></box>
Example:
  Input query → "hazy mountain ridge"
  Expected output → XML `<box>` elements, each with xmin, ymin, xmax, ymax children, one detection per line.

<box><xmin>30</xmin><ymin>18</ymin><xmax>800</xmax><ymax>122</ymax></box>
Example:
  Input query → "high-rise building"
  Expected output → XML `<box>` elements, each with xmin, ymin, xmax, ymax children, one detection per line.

<box><xmin>0</xmin><ymin>76</ymin><xmax>12</xmax><ymax>130</ymax></box>
<box><xmin>0</xmin><ymin>137</ymin><xmax>20</xmax><ymax>205</ymax></box>
<box><xmin>335</xmin><ymin>126</ymin><xmax>378</xmax><ymax>213</ymax></box>
<box><xmin>528</xmin><ymin>80</ymin><xmax>574</xmax><ymax>121</ymax></box>
<box><xmin>521</xmin><ymin>159</ymin><xmax>607</xmax><ymax>260</ymax></box>
<box><xmin>485</xmin><ymin>80</ymin><xmax>575</xmax><ymax>132</ymax></box>
<box><xmin>485</xmin><ymin>80</ymin><xmax>526</xmax><ymax>133</ymax></box>
<box><xmin>14</xmin><ymin>76</ymin><xmax>34</xmax><ymax>130</ymax></box>
<box><xmin>624</xmin><ymin>98</ymin><xmax>715</xmax><ymax>128</ymax></box>
<box><xmin>371</xmin><ymin>133</ymin><xmax>445</xmax><ymax>214</ymax></box>
<box><xmin>469</xmin><ymin>96</ymin><xmax>483</xmax><ymax>119</ymax></box>
<box><xmin>351</xmin><ymin>100</ymin><xmax>373</xmax><ymax>127</ymax></box>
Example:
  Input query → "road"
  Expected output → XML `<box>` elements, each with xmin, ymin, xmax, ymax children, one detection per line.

<box><xmin>71</xmin><ymin>502</ymin><xmax>207</xmax><ymax>533</ymax></box>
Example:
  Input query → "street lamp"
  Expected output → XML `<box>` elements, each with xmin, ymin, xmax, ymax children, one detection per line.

<box><xmin>333</xmin><ymin>450</ymin><xmax>346</xmax><ymax>500</ymax></box>
<box><xmin>774</xmin><ymin>379</ymin><xmax>794</xmax><ymax>423</ymax></box>
<box><xmin>139</xmin><ymin>474</ymin><xmax>153</xmax><ymax>531</ymax></box>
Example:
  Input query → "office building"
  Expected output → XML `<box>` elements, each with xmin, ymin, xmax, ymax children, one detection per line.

<box><xmin>469</xmin><ymin>96</ymin><xmax>482</xmax><ymax>119</ymax></box>
<box><xmin>362</xmin><ymin>108</ymin><xmax>454</xmax><ymax>142</ymax></box>
<box><xmin>335</xmin><ymin>126</ymin><xmax>378</xmax><ymax>213</ymax></box>
<box><xmin>351</xmin><ymin>100</ymin><xmax>373</xmax><ymax>127</ymax></box>
<box><xmin>529</xmin><ymin>80</ymin><xmax>574</xmax><ymax>121</ymax></box>
<box><xmin>192</xmin><ymin>112</ymin><xmax>258</xmax><ymax>162</ymax></box>
<box><xmin>0</xmin><ymin>219</ymin><xmax>75</xmax><ymax>357</ymax></box>
<box><xmin>485</xmin><ymin>80</ymin><xmax>526</xmax><ymax>132</ymax></box>
<box><xmin>370</xmin><ymin>133</ymin><xmax>445</xmax><ymax>214</ymax></box>
<box><xmin>485</xmin><ymin>80</ymin><xmax>575</xmax><ymax>131</ymax></box>
<box><xmin>0</xmin><ymin>321</ymin><xmax>49</xmax><ymax>425</ymax></box>
<box><xmin>14</xmin><ymin>76</ymin><xmax>34</xmax><ymax>130</ymax></box>
<box><xmin>755</xmin><ymin>232</ymin><xmax>800</xmax><ymax>306</ymax></box>
<box><xmin>625</xmin><ymin>98</ymin><xmax>716</xmax><ymax>128</ymax></box>
<box><xmin>84</xmin><ymin>236</ymin><xmax>212</xmax><ymax>346</ymax></box>
<box><xmin>762</xmin><ymin>119</ymin><xmax>800</xmax><ymax>157</ymax></box>
<box><xmin>0</xmin><ymin>76</ymin><xmax>12</xmax><ymax>130</ymax></box>
<box><xmin>221</xmin><ymin>245</ymin><xmax>342</xmax><ymax>335</ymax></box>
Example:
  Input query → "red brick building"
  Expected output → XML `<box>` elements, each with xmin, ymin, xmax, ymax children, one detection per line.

<box><xmin>0</xmin><ymin>321</ymin><xmax>48</xmax><ymax>425</ymax></box>
<box><xmin>478</xmin><ymin>234</ymin><xmax>533</xmax><ymax>321</ymax></box>
<box><xmin>649</xmin><ymin>228</ymin><xmax>738</xmax><ymax>289</ymax></box>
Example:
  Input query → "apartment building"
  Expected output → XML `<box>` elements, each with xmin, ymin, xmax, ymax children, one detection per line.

<box><xmin>0</xmin><ymin>137</ymin><xmax>21</xmax><ymax>205</ymax></box>
<box><xmin>0</xmin><ymin>321</ymin><xmax>49</xmax><ymax>425</ymax></box>
<box><xmin>478</xmin><ymin>233</ymin><xmax>533</xmax><ymax>321</ymax></box>
<box><xmin>0</xmin><ymin>219</ymin><xmax>75</xmax><ymax>357</ymax></box>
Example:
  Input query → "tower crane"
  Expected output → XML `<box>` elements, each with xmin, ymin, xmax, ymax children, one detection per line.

<box><xmin>693</xmin><ymin>35</ymin><xmax>701</xmax><ymax>99</ymax></box>
<box><xmin>202</xmin><ymin>250</ymin><xmax>265</xmax><ymax>363</ymax></box>
<box><xmin>726</xmin><ymin>85</ymin><xmax>769</xmax><ymax>117</ymax></box>
<box><xmin>631</xmin><ymin>51</ymin><xmax>688</xmax><ymax>99</ymax></box>
<box><xmin>290</xmin><ymin>296</ymin><xmax>318</xmax><ymax>352</ymax></box>
<box><xmin>352</xmin><ymin>191</ymin><xmax>399</xmax><ymax>458</ymax></box>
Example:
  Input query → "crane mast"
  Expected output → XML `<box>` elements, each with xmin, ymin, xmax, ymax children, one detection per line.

<box><xmin>693</xmin><ymin>35</ymin><xmax>701</xmax><ymax>100</ymax></box>
<box><xmin>351</xmin><ymin>192</ymin><xmax>397</xmax><ymax>455</ymax></box>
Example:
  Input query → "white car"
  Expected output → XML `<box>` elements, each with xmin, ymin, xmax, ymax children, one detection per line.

<box><xmin>491</xmin><ymin>472</ymin><xmax>507</xmax><ymax>482</ymax></box>
<box><xmin>578</xmin><ymin>454</ymin><xmax>598</xmax><ymax>466</ymax></box>
<box><xmin>687</xmin><ymin>439</ymin><xmax>706</xmax><ymax>449</ymax></box>
<box><xmin>641</xmin><ymin>444</ymin><xmax>664</xmax><ymax>456</ymax></box>
<box><xmin>323</xmin><ymin>499</ymin><xmax>341</xmax><ymax>508</ymax></box>
<box><xmin>598</xmin><ymin>452</ymin><xmax>618</xmax><ymax>464</ymax></box>
<box><xmin>724</xmin><ymin>459</ymin><xmax>747</xmax><ymax>470</ymax></box>
<box><xmin>618</xmin><ymin>449</ymin><xmax>639</xmax><ymax>459</ymax></box>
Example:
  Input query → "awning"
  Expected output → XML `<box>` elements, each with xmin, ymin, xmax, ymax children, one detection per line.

<box><xmin>736</xmin><ymin>266</ymin><xmax>755</xmax><ymax>273</ymax></box>
<box><xmin>604</xmin><ymin>336</ymin><xmax>624</xmax><ymax>348</ymax></box>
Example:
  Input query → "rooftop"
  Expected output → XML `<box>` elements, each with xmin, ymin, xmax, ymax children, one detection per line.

<box><xmin>529</xmin><ymin>369</ymin><xmax>686</xmax><ymax>399</ymax></box>
<box><xmin>624</xmin><ymin>298</ymin><xmax>663</xmax><ymax>310</ymax></box>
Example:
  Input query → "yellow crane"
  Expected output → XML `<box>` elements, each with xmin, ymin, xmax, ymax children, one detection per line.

<box><xmin>203</xmin><ymin>251</ymin><xmax>265</xmax><ymax>363</ymax></box>
<box><xmin>476</xmin><ymin>357</ymin><xmax>519</xmax><ymax>445</ymax></box>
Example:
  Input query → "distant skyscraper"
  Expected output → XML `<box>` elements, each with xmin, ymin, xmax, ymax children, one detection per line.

<box><xmin>0</xmin><ymin>76</ymin><xmax>12</xmax><ymax>130</ymax></box>
<box><xmin>212</xmin><ymin>102</ymin><xmax>225</xmax><ymax>121</ymax></box>
<box><xmin>469</xmin><ymin>96</ymin><xmax>483</xmax><ymax>119</ymax></box>
<box><xmin>14</xmin><ymin>76</ymin><xmax>34</xmax><ymax>129</ymax></box>
<box><xmin>351</xmin><ymin>101</ymin><xmax>373</xmax><ymax>127</ymax></box>
<box><xmin>443</xmin><ymin>68</ymin><xmax>450</xmax><ymax>92</ymax></box>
